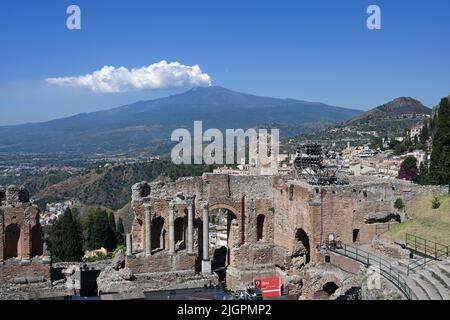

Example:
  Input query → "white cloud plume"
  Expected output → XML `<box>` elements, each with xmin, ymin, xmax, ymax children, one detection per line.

<box><xmin>45</xmin><ymin>60</ymin><xmax>212</xmax><ymax>93</ymax></box>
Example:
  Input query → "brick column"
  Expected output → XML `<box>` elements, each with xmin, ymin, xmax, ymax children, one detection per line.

<box><xmin>168</xmin><ymin>200</ymin><xmax>175</xmax><ymax>255</ymax></box>
<box><xmin>126</xmin><ymin>233</ymin><xmax>133</xmax><ymax>256</ymax></box>
<box><xmin>187</xmin><ymin>198</ymin><xmax>194</xmax><ymax>255</ymax></box>
<box><xmin>144</xmin><ymin>203</ymin><xmax>152</xmax><ymax>256</ymax></box>
<box><xmin>201</xmin><ymin>201</ymin><xmax>211</xmax><ymax>274</ymax></box>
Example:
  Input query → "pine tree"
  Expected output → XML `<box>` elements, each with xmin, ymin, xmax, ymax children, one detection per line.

<box><xmin>116</xmin><ymin>218</ymin><xmax>125</xmax><ymax>246</ymax></box>
<box><xmin>48</xmin><ymin>208</ymin><xmax>84</xmax><ymax>262</ymax></box>
<box><xmin>429</xmin><ymin>98</ymin><xmax>450</xmax><ymax>185</ymax></box>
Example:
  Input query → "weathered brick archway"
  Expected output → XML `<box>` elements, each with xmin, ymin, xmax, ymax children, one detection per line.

<box><xmin>126</xmin><ymin>173</ymin><xmax>427</xmax><ymax>291</ymax></box>
<box><xmin>0</xmin><ymin>185</ymin><xmax>50</xmax><ymax>287</ymax></box>
<box><xmin>0</xmin><ymin>186</ymin><xmax>45</xmax><ymax>262</ymax></box>
<box><xmin>127</xmin><ymin>174</ymin><xmax>281</xmax><ymax>286</ymax></box>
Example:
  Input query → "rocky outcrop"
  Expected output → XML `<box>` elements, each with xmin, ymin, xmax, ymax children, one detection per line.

<box><xmin>97</xmin><ymin>252</ymin><xmax>135</xmax><ymax>294</ymax></box>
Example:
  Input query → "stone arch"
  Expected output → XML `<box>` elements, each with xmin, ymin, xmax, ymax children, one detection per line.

<box><xmin>208</xmin><ymin>205</ymin><xmax>238</xmax><ymax>273</ymax></box>
<box><xmin>256</xmin><ymin>214</ymin><xmax>265</xmax><ymax>242</ymax></box>
<box><xmin>294</xmin><ymin>228</ymin><xmax>310</xmax><ymax>264</ymax></box>
<box><xmin>209</xmin><ymin>203</ymin><xmax>239</xmax><ymax>218</ymax></box>
<box><xmin>139</xmin><ymin>184</ymin><xmax>151</xmax><ymax>198</ymax></box>
<box><xmin>151</xmin><ymin>217</ymin><xmax>165</xmax><ymax>251</ymax></box>
<box><xmin>313</xmin><ymin>281</ymin><xmax>340</xmax><ymax>300</ymax></box>
<box><xmin>4</xmin><ymin>223</ymin><xmax>20</xmax><ymax>259</ymax></box>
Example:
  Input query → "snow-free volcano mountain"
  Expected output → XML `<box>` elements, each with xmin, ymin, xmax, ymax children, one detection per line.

<box><xmin>349</xmin><ymin>97</ymin><xmax>431</xmax><ymax>124</ymax></box>
<box><xmin>0</xmin><ymin>86</ymin><xmax>362</xmax><ymax>154</ymax></box>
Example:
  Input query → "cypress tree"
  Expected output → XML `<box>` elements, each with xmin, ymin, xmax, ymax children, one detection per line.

<box><xmin>420</xmin><ymin>121</ymin><xmax>429</xmax><ymax>144</ymax></box>
<box><xmin>48</xmin><ymin>208</ymin><xmax>84</xmax><ymax>262</ymax></box>
<box><xmin>87</xmin><ymin>210</ymin><xmax>117</xmax><ymax>252</ymax></box>
<box><xmin>429</xmin><ymin>98</ymin><xmax>450</xmax><ymax>185</ymax></box>
<box><xmin>116</xmin><ymin>218</ymin><xmax>125</xmax><ymax>246</ymax></box>
<box><xmin>109</xmin><ymin>212</ymin><xmax>117</xmax><ymax>237</ymax></box>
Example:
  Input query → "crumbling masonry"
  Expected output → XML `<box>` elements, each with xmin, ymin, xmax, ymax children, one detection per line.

<box><xmin>127</xmin><ymin>174</ymin><xmax>445</xmax><ymax>292</ymax></box>
<box><xmin>0</xmin><ymin>186</ymin><xmax>50</xmax><ymax>285</ymax></box>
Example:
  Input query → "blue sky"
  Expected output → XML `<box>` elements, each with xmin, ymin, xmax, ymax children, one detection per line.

<box><xmin>0</xmin><ymin>0</ymin><xmax>450</xmax><ymax>125</ymax></box>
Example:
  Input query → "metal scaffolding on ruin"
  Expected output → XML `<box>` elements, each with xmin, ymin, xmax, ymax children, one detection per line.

<box><xmin>294</xmin><ymin>144</ymin><xmax>348</xmax><ymax>186</ymax></box>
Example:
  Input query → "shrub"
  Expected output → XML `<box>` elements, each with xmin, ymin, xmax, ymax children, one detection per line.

<box><xmin>394</xmin><ymin>198</ymin><xmax>405</xmax><ymax>210</ymax></box>
<box><xmin>431</xmin><ymin>197</ymin><xmax>441</xmax><ymax>209</ymax></box>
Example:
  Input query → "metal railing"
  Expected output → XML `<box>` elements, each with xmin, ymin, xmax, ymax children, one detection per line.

<box><xmin>326</xmin><ymin>241</ymin><xmax>412</xmax><ymax>300</ymax></box>
<box><xmin>375</xmin><ymin>223</ymin><xmax>395</xmax><ymax>235</ymax></box>
<box><xmin>406</xmin><ymin>234</ymin><xmax>449</xmax><ymax>275</ymax></box>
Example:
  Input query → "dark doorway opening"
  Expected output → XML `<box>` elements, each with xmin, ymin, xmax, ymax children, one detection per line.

<box><xmin>151</xmin><ymin>217</ymin><xmax>165</xmax><ymax>252</ymax></box>
<box><xmin>256</xmin><ymin>214</ymin><xmax>265</xmax><ymax>241</ymax></box>
<box><xmin>210</xmin><ymin>208</ymin><xmax>237</xmax><ymax>282</ymax></box>
<box><xmin>323</xmin><ymin>282</ymin><xmax>339</xmax><ymax>295</ymax></box>
<box><xmin>31</xmin><ymin>225</ymin><xmax>43</xmax><ymax>257</ymax></box>
<box><xmin>4</xmin><ymin>224</ymin><xmax>20</xmax><ymax>259</ymax></box>
<box><xmin>352</xmin><ymin>229</ymin><xmax>360</xmax><ymax>243</ymax></box>
<box><xmin>313</xmin><ymin>282</ymin><xmax>339</xmax><ymax>300</ymax></box>
<box><xmin>295</xmin><ymin>228</ymin><xmax>310</xmax><ymax>264</ymax></box>
<box><xmin>174</xmin><ymin>217</ymin><xmax>185</xmax><ymax>251</ymax></box>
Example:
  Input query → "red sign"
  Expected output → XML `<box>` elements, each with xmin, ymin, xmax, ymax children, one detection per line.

<box><xmin>254</xmin><ymin>277</ymin><xmax>281</xmax><ymax>297</ymax></box>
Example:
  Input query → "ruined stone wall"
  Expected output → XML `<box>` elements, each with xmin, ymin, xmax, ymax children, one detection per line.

<box><xmin>0</xmin><ymin>186</ymin><xmax>49</xmax><ymax>286</ymax></box>
<box><xmin>0</xmin><ymin>186</ymin><xmax>43</xmax><ymax>261</ymax></box>
<box><xmin>271</xmin><ymin>177</ymin><xmax>445</xmax><ymax>264</ymax></box>
<box><xmin>126</xmin><ymin>253</ymin><xmax>196</xmax><ymax>274</ymax></box>
<box><xmin>0</xmin><ymin>257</ymin><xmax>51</xmax><ymax>284</ymax></box>
<box><xmin>128</xmin><ymin>174</ymin><xmax>277</xmax><ymax>276</ymax></box>
<box><xmin>127</xmin><ymin>173</ymin><xmax>446</xmax><ymax>290</ymax></box>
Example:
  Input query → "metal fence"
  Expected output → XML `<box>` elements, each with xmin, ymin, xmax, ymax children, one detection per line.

<box><xmin>406</xmin><ymin>234</ymin><xmax>449</xmax><ymax>275</ymax></box>
<box><xmin>326</xmin><ymin>241</ymin><xmax>412</xmax><ymax>300</ymax></box>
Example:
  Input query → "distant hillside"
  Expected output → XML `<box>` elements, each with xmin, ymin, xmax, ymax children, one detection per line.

<box><xmin>282</xmin><ymin>97</ymin><xmax>432</xmax><ymax>151</ymax></box>
<box><xmin>0</xmin><ymin>86</ymin><xmax>362</xmax><ymax>154</ymax></box>
<box><xmin>349</xmin><ymin>97</ymin><xmax>431</xmax><ymax>124</ymax></box>
<box><xmin>31</xmin><ymin>159</ymin><xmax>215</xmax><ymax>210</ymax></box>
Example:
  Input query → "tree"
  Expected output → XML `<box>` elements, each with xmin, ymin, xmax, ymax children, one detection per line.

<box><xmin>398</xmin><ymin>156</ymin><xmax>417</xmax><ymax>181</ymax></box>
<box><xmin>429</xmin><ymin>98</ymin><xmax>450</xmax><ymax>185</ymax></box>
<box><xmin>109</xmin><ymin>212</ymin><xmax>117</xmax><ymax>237</ymax></box>
<box><xmin>85</xmin><ymin>209</ymin><xmax>117</xmax><ymax>252</ymax></box>
<box><xmin>47</xmin><ymin>208</ymin><xmax>84</xmax><ymax>262</ymax></box>
<box><xmin>415</xmin><ymin>159</ymin><xmax>430</xmax><ymax>185</ymax></box>
<box><xmin>394</xmin><ymin>198</ymin><xmax>405</xmax><ymax>210</ymax></box>
<box><xmin>116</xmin><ymin>218</ymin><xmax>125</xmax><ymax>246</ymax></box>
<box><xmin>420</xmin><ymin>121</ymin><xmax>429</xmax><ymax>144</ymax></box>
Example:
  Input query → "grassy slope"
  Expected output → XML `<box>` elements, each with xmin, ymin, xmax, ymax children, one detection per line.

<box><xmin>382</xmin><ymin>194</ymin><xmax>450</xmax><ymax>245</ymax></box>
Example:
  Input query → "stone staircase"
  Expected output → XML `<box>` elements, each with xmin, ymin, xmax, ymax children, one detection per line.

<box><xmin>326</xmin><ymin>242</ymin><xmax>450</xmax><ymax>300</ymax></box>
<box><xmin>391</xmin><ymin>258</ymin><xmax>450</xmax><ymax>300</ymax></box>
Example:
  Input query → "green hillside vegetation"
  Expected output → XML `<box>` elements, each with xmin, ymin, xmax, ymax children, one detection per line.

<box><xmin>382</xmin><ymin>194</ymin><xmax>450</xmax><ymax>245</ymax></box>
<box><xmin>33</xmin><ymin>159</ymin><xmax>216</xmax><ymax>210</ymax></box>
